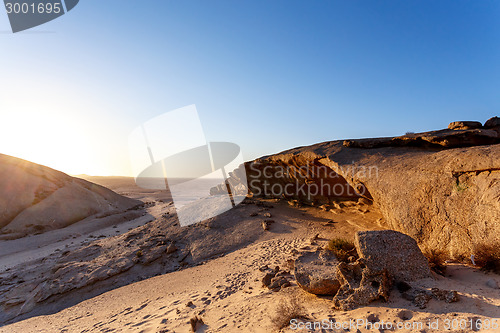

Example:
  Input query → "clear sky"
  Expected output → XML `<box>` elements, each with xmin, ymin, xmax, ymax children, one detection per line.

<box><xmin>0</xmin><ymin>0</ymin><xmax>498</xmax><ymax>176</ymax></box>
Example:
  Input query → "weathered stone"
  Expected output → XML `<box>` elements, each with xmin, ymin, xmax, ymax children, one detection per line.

<box><xmin>262</xmin><ymin>272</ymin><xmax>275</xmax><ymax>287</ymax></box>
<box><xmin>343</xmin><ymin>128</ymin><xmax>499</xmax><ymax>149</ymax></box>
<box><xmin>332</xmin><ymin>259</ymin><xmax>390</xmax><ymax>310</ymax></box>
<box><xmin>262</xmin><ymin>220</ymin><xmax>271</xmax><ymax>231</ymax></box>
<box><xmin>355</xmin><ymin>230</ymin><xmax>431</xmax><ymax>281</ymax></box>
<box><xmin>486</xmin><ymin>279</ymin><xmax>499</xmax><ymax>289</ymax></box>
<box><xmin>431</xmin><ymin>288</ymin><xmax>459</xmax><ymax>303</ymax></box>
<box><xmin>268</xmin><ymin>276</ymin><xmax>289</xmax><ymax>290</ymax></box>
<box><xmin>190</xmin><ymin>316</ymin><xmax>204</xmax><ymax>332</ymax></box>
<box><xmin>399</xmin><ymin>285</ymin><xmax>459</xmax><ymax>309</ymax></box>
<box><xmin>484</xmin><ymin>116</ymin><xmax>500</xmax><ymax>128</ymax></box>
<box><xmin>165</xmin><ymin>244</ymin><xmax>178</xmax><ymax>254</ymax></box>
<box><xmin>294</xmin><ymin>250</ymin><xmax>341</xmax><ymax>295</ymax></box>
<box><xmin>448</xmin><ymin>121</ymin><xmax>482</xmax><ymax>130</ymax></box>
<box><xmin>413</xmin><ymin>291</ymin><xmax>432</xmax><ymax>309</ymax></box>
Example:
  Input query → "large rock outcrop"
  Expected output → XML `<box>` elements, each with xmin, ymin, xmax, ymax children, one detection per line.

<box><xmin>215</xmin><ymin>118</ymin><xmax>500</xmax><ymax>258</ymax></box>
<box><xmin>0</xmin><ymin>154</ymin><xmax>141</xmax><ymax>238</ymax></box>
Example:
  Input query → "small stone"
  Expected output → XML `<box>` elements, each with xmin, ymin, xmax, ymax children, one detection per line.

<box><xmin>262</xmin><ymin>272</ymin><xmax>275</xmax><ymax>287</ymax></box>
<box><xmin>166</xmin><ymin>244</ymin><xmax>178</xmax><ymax>254</ymax></box>
<box><xmin>413</xmin><ymin>292</ymin><xmax>432</xmax><ymax>309</ymax></box>
<box><xmin>189</xmin><ymin>316</ymin><xmax>204</xmax><ymax>332</ymax></box>
<box><xmin>431</xmin><ymin>288</ymin><xmax>459</xmax><ymax>303</ymax></box>
<box><xmin>263</xmin><ymin>212</ymin><xmax>272</xmax><ymax>218</ymax></box>
<box><xmin>261</xmin><ymin>221</ymin><xmax>270</xmax><ymax>231</ymax></box>
<box><xmin>268</xmin><ymin>276</ymin><xmax>289</xmax><ymax>290</ymax></box>
<box><xmin>486</xmin><ymin>279</ymin><xmax>499</xmax><ymax>289</ymax></box>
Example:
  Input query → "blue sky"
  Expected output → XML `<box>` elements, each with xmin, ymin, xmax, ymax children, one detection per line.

<box><xmin>0</xmin><ymin>0</ymin><xmax>499</xmax><ymax>176</ymax></box>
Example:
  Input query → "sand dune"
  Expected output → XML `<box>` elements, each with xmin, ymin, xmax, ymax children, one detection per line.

<box><xmin>0</xmin><ymin>154</ymin><xmax>142</xmax><ymax>239</ymax></box>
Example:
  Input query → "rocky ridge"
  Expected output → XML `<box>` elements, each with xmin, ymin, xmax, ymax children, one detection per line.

<box><xmin>215</xmin><ymin>117</ymin><xmax>500</xmax><ymax>258</ymax></box>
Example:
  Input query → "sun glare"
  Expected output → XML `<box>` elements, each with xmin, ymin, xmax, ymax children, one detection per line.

<box><xmin>0</xmin><ymin>109</ymin><xmax>94</xmax><ymax>175</ymax></box>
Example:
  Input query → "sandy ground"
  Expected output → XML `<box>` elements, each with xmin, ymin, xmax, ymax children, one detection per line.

<box><xmin>1</xmin><ymin>177</ymin><xmax>499</xmax><ymax>332</ymax></box>
<box><xmin>2</xmin><ymin>227</ymin><xmax>499</xmax><ymax>332</ymax></box>
<box><xmin>0</xmin><ymin>176</ymin><xmax>170</xmax><ymax>271</ymax></box>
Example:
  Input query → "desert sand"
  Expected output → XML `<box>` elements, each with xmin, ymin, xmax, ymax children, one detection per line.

<box><xmin>1</xmin><ymin>194</ymin><xmax>499</xmax><ymax>332</ymax></box>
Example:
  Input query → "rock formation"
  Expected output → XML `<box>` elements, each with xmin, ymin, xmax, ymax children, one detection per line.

<box><xmin>448</xmin><ymin>121</ymin><xmax>483</xmax><ymax>130</ymax></box>
<box><xmin>332</xmin><ymin>259</ymin><xmax>390</xmax><ymax>310</ymax></box>
<box><xmin>0</xmin><ymin>154</ymin><xmax>142</xmax><ymax>238</ymax></box>
<box><xmin>293</xmin><ymin>250</ymin><xmax>341</xmax><ymax>295</ymax></box>
<box><xmin>293</xmin><ymin>230</ymin><xmax>453</xmax><ymax>310</ymax></box>
<box><xmin>355</xmin><ymin>230</ymin><xmax>431</xmax><ymax>281</ymax></box>
<box><xmin>215</xmin><ymin>117</ymin><xmax>500</xmax><ymax>258</ymax></box>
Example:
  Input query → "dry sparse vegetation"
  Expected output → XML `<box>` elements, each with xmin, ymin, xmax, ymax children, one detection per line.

<box><xmin>473</xmin><ymin>243</ymin><xmax>500</xmax><ymax>274</ymax></box>
<box><xmin>272</xmin><ymin>294</ymin><xmax>308</xmax><ymax>330</ymax></box>
<box><xmin>424</xmin><ymin>249</ymin><xmax>447</xmax><ymax>276</ymax></box>
<box><xmin>327</xmin><ymin>238</ymin><xmax>357</xmax><ymax>262</ymax></box>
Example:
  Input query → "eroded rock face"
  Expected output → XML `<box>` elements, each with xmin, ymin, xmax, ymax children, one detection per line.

<box><xmin>354</xmin><ymin>230</ymin><xmax>431</xmax><ymax>281</ymax></box>
<box><xmin>294</xmin><ymin>250</ymin><xmax>341</xmax><ymax>295</ymax></box>
<box><xmin>484</xmin><ymin>117</ymin><xmax>500</xmax><ymax>136</ymax></box>
<box><xmin>484</xmin><ymin>116</ymin><xmax>500</xmax><ymax>128</ymax></box>
<box><xmin>217</xmin><ymin>118</ymin><xmax>500</xmax><ymax>258</ymax></box>
<box><xmin>0</xmin><ymin>154</ymin><xmax>141</xmax><ymax>237</ymax></box>
<box><xmin>332</xmin><ymin>259</ymin><xmax>390</xmax><ymax>311</ymax></box>
<box><xmin>343</xmin><ymin>128</ymin><xmax>499</xmax><ymax>149</ymax></box>
<box><xmin>448</xmin><ymin>121</ymin><xmax>482</xmax><ymax>130</ymax></box>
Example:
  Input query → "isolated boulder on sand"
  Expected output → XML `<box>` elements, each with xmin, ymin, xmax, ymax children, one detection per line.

<box><xmin>354</xmin><ymin>230</ymin><xmax>431</xmax><ymax>281</ymax></box>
